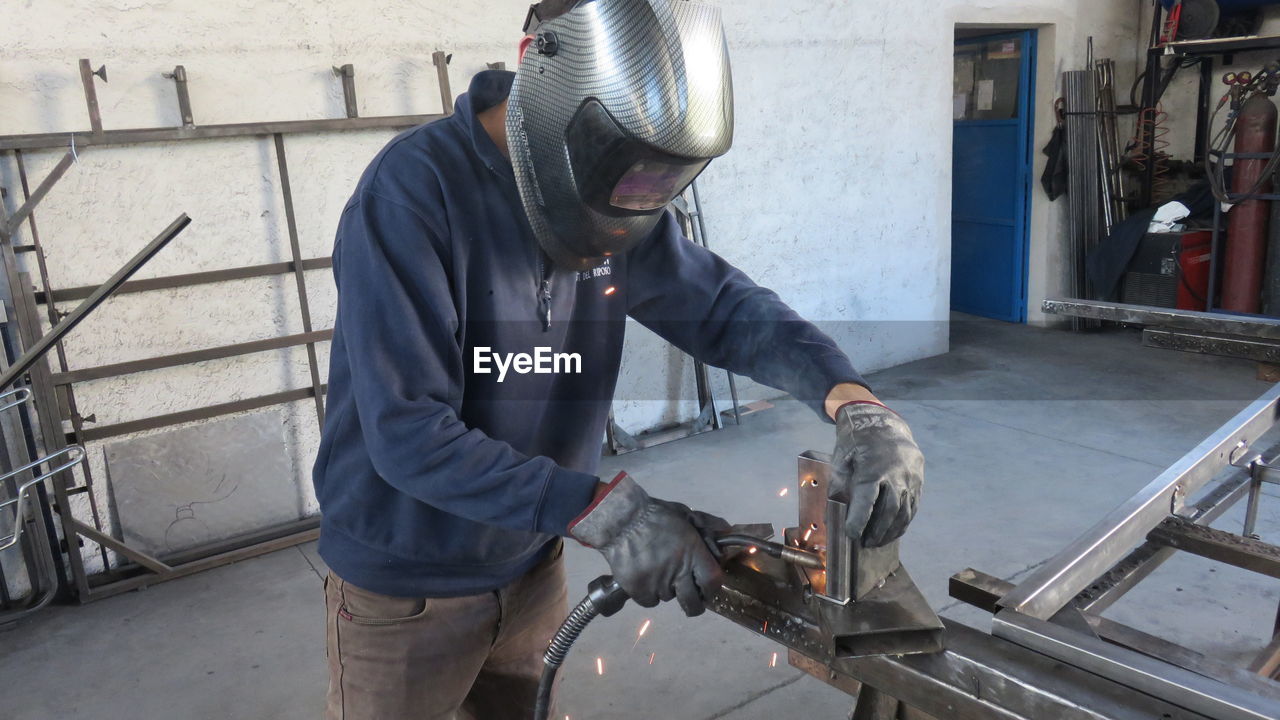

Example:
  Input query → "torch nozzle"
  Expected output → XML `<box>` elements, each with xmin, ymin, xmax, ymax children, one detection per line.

<box><xmin>715</xmin><ymin>534</ymin><xmax>825</xmax><ymax>570</ymax></box>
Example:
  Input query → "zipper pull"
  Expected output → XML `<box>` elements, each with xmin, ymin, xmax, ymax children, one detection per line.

<box><xmin>538</xmin><ymin>257</ymin><xmax>553</xmax><ymax>332</ymax></box>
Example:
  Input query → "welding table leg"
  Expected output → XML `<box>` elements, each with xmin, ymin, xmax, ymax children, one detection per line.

<box><xmin>850</xmin><ymin>685</ymin><xmax>899</xmax><ymax>720</ymax></box>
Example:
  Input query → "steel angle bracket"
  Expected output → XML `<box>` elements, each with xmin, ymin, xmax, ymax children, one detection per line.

<box><xmin>712</xmin><ymin>451</ymin><xmax>944</xmax><ymax>659</ymax></box>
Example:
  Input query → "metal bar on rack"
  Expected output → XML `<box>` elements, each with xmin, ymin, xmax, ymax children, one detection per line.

<box><xmin>64</xmin><ymin>518</ymin><xmax>170</xmax><ymax>573</ymax></box>
<box><xmin>85</xmin><ymin>521</ymin><xmax>319</xmax><ymax>601</ymax></box>
<box><xmin>0</xmin><ymin>151</ymin><xmax>75</xmax><ymax>241</ymax></box>
<box><xmin>14</xmin><ymin>149</ymin><xmax>111</xmax><ymax>572</ymax></box>
<box><xmin>0</xmin><ymin>214</ymin><xmax>192</xmax><ymax>392</ymax></box>
<box><xmin>78</xmin><ymin>59</ymin><xmax>105</xmax><ymax>135</ymax></box>
<box><xmin>433</xmin><ymin>51</ymin><xmax>454</xmax><ymax>115</ymax></box>
<box><xmin>73</xmin><ymin>385</ymin><xmax>325</xmax><ymax>443</ymax></box>
<box><xmin>162</xmin><ymin>66</ymin><xmax>195</xmax><ymax>128</ymax></box>
<box><xmin>272</xmin><ymin>134</ymin><xmax>326</xmax><ymax>427</ymax></box>
<box><xmin>37</xmin><ymin>257</ymin><xmax>332</xmax><ymax>304</ymax></box>
<box><xmin>0</xmin><ymin>114</ymin><xmax>445</xmax><ymax>153</ymax></box>
<box><xmin>51</xmin><ymin>330</ymin><xmax>332</xmax><ymax>386</ymax></box>
<box><xmin>1000</xmin><ymin>383</ymin><xmax>1280</xmax><ymax>620</ymax></box>
<box><xmin>333</xmin><ymin>64</ymin><xmax>358</xmax><ymax>119</ymax></box>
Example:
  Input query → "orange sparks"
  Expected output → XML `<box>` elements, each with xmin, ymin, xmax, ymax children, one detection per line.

<box><xmin>604</xmin><ymin>286</ymin><xmax>617</xmax><ymax>296</ymax></box>
<box><xmin>633</xmin><ymin>619</ymin><xmax>652</xmax><ymax>648</ymax></box>
<box><xmin>649</xmin><ymin>652</ymin><xmax>656</xmax><ymax>665</ymax></box>
<box><xmin>747</xmin><ymin>546</ymin><xmax>758</xmax><ymax>555</ymax></box>
<box><xmin>770</xmin><ymin>652</ymin><xmax>778</xmax><ymax>668</ymax></box>
<box><xmin>802</xmin><ymin>526</ymin><xmax>814</xmax><ymax>543</ymax></box>
<box><xmin>596</xmin><ymin>657</ymin><xmax>605</xmax><ymax>676</ymax></box>
<box><xmin>778</xmin><ymin>488</ymin><xmax>789</xmax><ymax>497</ymax></box>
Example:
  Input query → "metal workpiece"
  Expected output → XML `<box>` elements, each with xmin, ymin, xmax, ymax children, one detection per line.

<box><xmin>1000</xmin><ymin>382</ymin><xmax>1280</xmax><ymax>620</ymax></box>
<box><xmin>1042</xmin><ymin>297</ymin><xmax>1280</xmax><ymax>340</ymax></box>
<box><xmin>791</xmin><ymin>450</ymin><xmax>901</xmax><ymax>603</ymax></box>
<box><xmin>992</xmin><ymin>610</ymin><xmax>1280</xmax><ymax>720</ymax></box>
<box><xmin>715</xmin><ymin>561</ymin><xmax>1216</xmax><ymax>720</ymax></box>
<box><xmin>1143</xmin><ymin>327</ymin><xmax>1280</xmax><ymax>363</ymax></box>
<box><xmin>712</xmin><ymin>452</ymin><xmax>943</xmax><ymax>663</ymax></box>
<box><xmin>1147</xmin><ymin>515</ymin><xmax>1280</xmax><ymax>578</ymax></box>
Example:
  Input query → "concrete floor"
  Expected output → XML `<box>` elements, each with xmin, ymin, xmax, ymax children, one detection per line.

<box><xmin>3</xmin><ymin>317</ymin><xmax>1279</xmax><ymax>719</ymax></box>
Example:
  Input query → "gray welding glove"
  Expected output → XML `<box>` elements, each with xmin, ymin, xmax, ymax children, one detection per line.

<box><xmin>832</xmin><ymin>402</ymin><xmax>925</xmax><ymax>547</ymax></box>
<box><xmin>569</xmin><ymin>472</ymin><xmax>729</xmax><ymax>616</ymax></box>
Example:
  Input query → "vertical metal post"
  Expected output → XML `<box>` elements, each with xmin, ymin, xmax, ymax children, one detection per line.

<box><xmin>1195</xmin><ymin>57</ymin><xmax>1214</xmax><ymax>164</ymax></box>
<box><xmin>433</xmin><ymin>51</ymin><xmax>454</xmax><ymax>115</ymax></box>
<box><xmin>271</xmin><ymin>134</ymin><xmax>326</xmax><ymax>429</ymax></box>
<box><xmin>333</xmin><ymin>64</ymin><xmax>358</xmax><ymax>119</ymax></box>
<box><xmin>163</xmin><ymin>66</ymin><xmax>195</xmax><ymax>128</ymax></box>
<box><xmin>1243</xmin><ymin>464</ymin><xmax>1263</xmax><ymax>538</ymax></box>
<box><xmin>15</xmin><ymin>151</ymin><xmax>110</xmax><ymax>572</ymax></box>
<box><xmin>78</xmin><ymin>59</ymin><xmax>104</xmax><ymax>136</ymax></box>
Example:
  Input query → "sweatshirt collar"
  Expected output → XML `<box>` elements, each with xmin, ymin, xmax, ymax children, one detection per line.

<box><xmin>458</xmin><ymin>70</ymin><xmax>516</xmax><ymax>181</ymax></box>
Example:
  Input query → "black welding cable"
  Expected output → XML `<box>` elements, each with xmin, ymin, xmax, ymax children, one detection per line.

<box><xmin>531</xmin><ymin>537</ymin><xmax>823</xmax><ymax>720</ymax></box>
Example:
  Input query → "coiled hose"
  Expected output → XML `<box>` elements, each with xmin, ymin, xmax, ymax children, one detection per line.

<box><xmin>531</xmin><ymin>536</ymin><xmax>822</xmax><ymax>720</ymax></box>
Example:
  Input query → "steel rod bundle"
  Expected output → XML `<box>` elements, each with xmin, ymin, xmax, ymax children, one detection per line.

<box><xmin>1064</xmin><ymin>68</ymin><xmax>1103</xmax><ymax>328</ymax></box>
<box><xmin>1094</xmin><ymin>58</ymin><xmax>1128</xmax><ymax>233</ymax></box>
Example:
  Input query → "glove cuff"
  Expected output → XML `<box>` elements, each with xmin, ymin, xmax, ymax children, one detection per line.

<box><xmin>568</xmin><ymin>472</ymin><xmax>649</xmax><ymax>548</ymax></box>
<box><xmin>835</xmin><ymin>399</ymin><xmax>896</xmax><ymax>419</ymax></box>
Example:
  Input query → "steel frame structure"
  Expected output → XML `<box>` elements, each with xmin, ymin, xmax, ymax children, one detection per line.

<box><xmin>713</xmin><ymin>385</ymin><xmax>1280</xmax><ymax>719</ymax></box>
<box><xmin>0</xmin><ymin>56</ymin><xmax>457</xmax><ymax>606</ymax></box>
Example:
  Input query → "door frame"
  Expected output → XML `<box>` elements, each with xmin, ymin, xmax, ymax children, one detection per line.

<box><xmin>951</xmin><ymin>28</ymin><xmax>1037</xmax><ymax>323</ymax></box>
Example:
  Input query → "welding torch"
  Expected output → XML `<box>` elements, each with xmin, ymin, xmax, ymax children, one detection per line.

<box><xmin>531</xmin><ymin>534</ymin><xmax>822</xmax><ymax>720</ymax></box>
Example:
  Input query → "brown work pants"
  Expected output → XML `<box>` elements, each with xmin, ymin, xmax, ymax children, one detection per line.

<box><xmin>324</xmin><ymin>542</ymin><xmax>567</xmax><ymax>720</ymax></box>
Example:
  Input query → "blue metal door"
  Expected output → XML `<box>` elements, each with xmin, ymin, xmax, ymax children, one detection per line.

<box><xmin>951</xmin><ymin>31</ymin><xmax>1036</xmax><ymax>322</ymax></box>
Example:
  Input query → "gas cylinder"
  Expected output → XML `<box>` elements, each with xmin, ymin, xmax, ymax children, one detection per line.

<box><xmin>1222</xmin><ymin>92</ymin><xmax>1278</xmax><ymax>313</ymax></box>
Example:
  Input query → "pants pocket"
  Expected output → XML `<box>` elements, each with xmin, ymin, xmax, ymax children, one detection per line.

<box><xmin>336</xmin><ymin>575</ymin><xmax>431</xmax><ymax>627</ymax></box>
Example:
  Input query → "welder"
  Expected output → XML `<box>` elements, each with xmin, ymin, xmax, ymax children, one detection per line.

<box><xmin>311</xmin><ymin>1</ymin><xmax>925</xmax><ymax>718</ymax></box>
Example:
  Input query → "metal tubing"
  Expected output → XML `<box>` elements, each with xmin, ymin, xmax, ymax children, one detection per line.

<box><xmin>78</xmin><ymin>59</ymin><xmax>103</xmax><ymax>135</ymax></box>
<box><xmin>0</xmin><ymin>214</ymin><xmax>192</xmax><ymax>391</ymax></box>
<box><xmin>1043</xmin><ymin>297</ymin><xmax>1280</xmax><ymax>339</ymax></box>
<box><xmin>992</xmin><ymin>609</ymin><xmax>1280</xmax><ymax>720</ymax></box>
<box><xmin>73</xmin><ymin>385</ymin><xmax>323</xmax><ymax>443</ymax></box>
<box><xmin>84</xmin><ymin>522</ymin><xmax>318</xmax><ymax>601</ymax></box>
<box><xmin>1077</xmin><ymin>463</ymin><xmax>1255</xmax><ymax>615</ymax></box>
<box><xmin>433</xmin><ymin>51</ymin><xmax>453</xmax><ymax>115</ymax></box>
<box><xmin>164</xmin><ymin>66</ymin><xmax>194</xmax><ymax>127</ymax></box>
<box><xmin>272</xmin><ymin>134</ymin><xmax>325</xmax><ymax>428</ymax></box>
<box><xmin>1245</xmin><ymin>469</ymin><xmax>1263</xmax><ymax>537</ymax></box>
<box><xmin>13</xmin><ymin>150</ymin><xmax>110</xmax><ymax>571</ymax></box>
<box><xmin>0</xmin><ymin>114</ymin><xmax>444</xmax><ymax>152</ymax></box>
<box><xmin>1001</xmin><ymin>383</ymin><xmax>1280</xmax><ymax>620</ymax></box>
<box><xmin>37</xmin><ymin>257</ymin><xmax>332</xmax><ymax>304</ymax></box>
<box><xmin>1143</xmin><ymin>327</ymin><xmax>1280</xmax><ymax>363</ymax></box>
<box><xmin>51</xmin><ymin>329</ymin><xmax>331</xmax><ymax>386</ymax></box>
<box><xmin>334</xmin><ymin>64</ymin><xmax>358</xmax><ymax>118</ymax></box>
<box><xmin>782</xmin><ymin>620</ymin><xmax>1213</xmax><ymax>720</ymax></box>
<box><xmin>0</xmin><ymin>151</ymin><xmax>75</xmax><ymax>241</ymax></box>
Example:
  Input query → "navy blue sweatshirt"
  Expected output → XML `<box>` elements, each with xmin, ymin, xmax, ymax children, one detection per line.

<box><xmin>313</xmin><ymin>71</ymin><xmax>865</xmax><ymax>597</ymax></box>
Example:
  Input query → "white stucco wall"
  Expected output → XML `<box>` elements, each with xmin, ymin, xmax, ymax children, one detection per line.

<box><xmin>0</xmin><ymin>0</ymin><xmax>1136</xmax><ymax>585</ymax></box>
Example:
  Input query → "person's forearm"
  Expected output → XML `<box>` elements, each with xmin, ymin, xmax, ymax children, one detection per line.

<box><xmin>825</xmin><ymin>382</ymin><xmax>883</xmax><ymax>420</ymax></box>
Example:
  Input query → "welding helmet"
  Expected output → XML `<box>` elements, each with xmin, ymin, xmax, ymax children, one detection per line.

<box><xmin>507</xmin><ymin>0</ymin><xmax>734</xmax><ymax>270</ymax></box>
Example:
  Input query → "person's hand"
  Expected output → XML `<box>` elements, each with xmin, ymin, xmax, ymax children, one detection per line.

<box><xmin>829</xmin><ymin>398</ymin><xmax>924</xmax><ymax>547</ymax></box>
<box><xmin>569</xmin><ymin>473</ymin><xmax>728</xmax><ymax>616</ymax></box>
